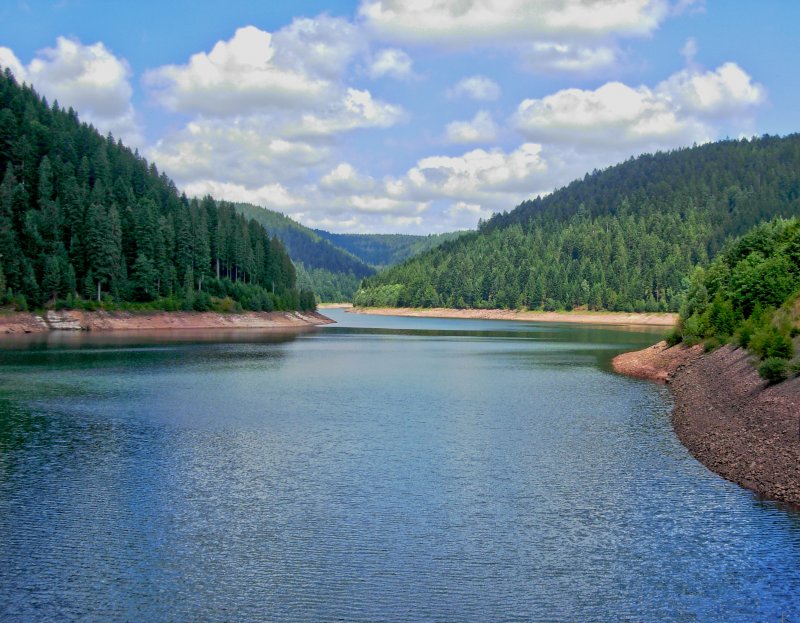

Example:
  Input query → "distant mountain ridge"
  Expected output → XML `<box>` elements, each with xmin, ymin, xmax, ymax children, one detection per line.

<box><xmin>313</xmin><ymin>231</ymin><xmax>467</xmax><ymax>269</ymax></box>
<box><xmin>234</xmin><ymin>203</ymin><xmax>465</xmax><ymax>301</ymax></box>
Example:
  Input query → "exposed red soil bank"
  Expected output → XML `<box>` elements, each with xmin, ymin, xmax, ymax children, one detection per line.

<box><xmin>0</xmin><ymin>310</ymin><xmax>334</xmax><ymax>333</ymax></box>
<box><xmin>613</xmin><ymin>343</ymin><xmax>800</xmax><ymax>507</ymax></box>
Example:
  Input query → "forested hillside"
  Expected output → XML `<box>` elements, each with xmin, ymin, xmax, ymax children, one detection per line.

<box><xmin>315</xmin><ymin>231</ymin><xmax>465</xmax><ymax>268</ymax></box>
<box><xmin>235</xmin><ymin>203</ymin><xmax>374</xmax><ymax>302</ymax></box>
<box><xmin>357</xmin><ymin>135</ymin><xmax>800</xmax><ymax>312</ymax></box>
<box><xmin>0</xmin><ymin>69</ymin><xmax>314</xmax><ymax>312</ymax></box>
<box><xmin>675</xmin><ymin>218</ymin><xmax>800</xmax><ymax>382</ymax></box>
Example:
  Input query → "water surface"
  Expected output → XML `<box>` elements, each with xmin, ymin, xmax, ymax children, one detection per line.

<box><xmin>0</xmin><ymin>309</ymin><xmax>798</xmax><ymax>621</ymax></box>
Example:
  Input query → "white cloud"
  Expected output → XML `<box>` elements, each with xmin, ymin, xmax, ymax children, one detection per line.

<box><xmin>289</xmin><ymin>87</ymin><xmax>404</xmax><ymax>137</ymax></box>
<box><xmin>271</xmin><ymin>15</ymin><xmax>364</xmax><ymax>79</ymax></box>
<box><xmin>446</xmin><ymin>200</ymin><xmax>494</xmax><ymax>228</ymax></box>
<box><xmin>368</xmin><ymin>48</ymin><xmax>414</xmax><ymax>79</ymax></box>
<box><xmin>144</xmin><ymin>19</ymin><xmax>406</xmax><ymax>229</ymax></box>
<box><xmin>345</xmin><ymin>194</ymin><xmax>428</xmax><ymax>215</ymax></box>
<box><xmin>445</xmin><ymin>110</ymin><xmax>498</xmax><ymax>144</ymax></box>
<box><xmin>513</xmin><ymin>63</ymin><xmax>764</xmax><ymax>149</ymax></box>
<box><xmin>522</xmin><ymin>42</ymin><xmax>618</xmax><ymax>73</ymax></box>
<box><xmin>143</xmin><ymin>26</ymin><xmax>329</xmax><ymax>115</ymax></box>
<box><xmin>0</xmin><ymin>47</ymin><xmax>26</xmax><ymax>79</ymax></box>
<box><xmin>1</xmin><ymin>38</ymin><xmax>141</xmax><ymax>146</ymax></box>
<box><xmin>359</xmin><ymin>0</ymin><xmax>671</xmax><ymax>45</ymax></box>
<box><xmin>393</xmin><ymin>142</ymin><xmax>549</xmax><ymax>207</ymax></box>
<box><xmin>680</xmin><ymin>37</ymin><xmax>698</xmax><ymax>66</ymax></box>
<box><xmin>150</xmin><ymin>117</ymin><xmax>329</xmax><ymax>188</ymax></box>
<box><xmin>319</xmin><ymin>163</ymin><xmax>377</xmax><ymax>194</ymax></box>
<box><xmin>447</xmin><ymin>75</ymin><xmax>501</xmax><ymax>101</ymax></box>
<box><xmin>183</xmin><ymin>180</ymin><xmax>307</xmax><ymax>211</ymax></box>
<box><xmin>658</xmin><ymin>62</ymin><xmax>765</xmax><ymax>117</ymax></box>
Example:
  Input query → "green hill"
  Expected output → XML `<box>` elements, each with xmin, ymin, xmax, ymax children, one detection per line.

<box><xmin>235</xmin><ymin>204</ymin><xmax>466</xmax><ymax>302</ymax></box>
<box><xmin>357</xmin><ymin>135</ymin><xmax>800</xmax><ymax>312</ymax></box>
<box><xmin>313</xmin><ymin>231</ymin><xmax>467</xmax><ymax>269</ymax></box>
<box><xmin>235</xmin><ymin>203</ymin><xmax>374</xmax><ymax>302</ymax></box>
<box><xmin>0</xmin><ymin>69</ymin><xmax>314</xmax><ymax>313</ymax></box>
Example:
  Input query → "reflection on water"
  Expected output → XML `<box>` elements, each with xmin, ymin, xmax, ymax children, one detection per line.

<box><xmin>0</xmin><ymin>309</ymin><xmax>798</xmax><ymax>622</ymax></box>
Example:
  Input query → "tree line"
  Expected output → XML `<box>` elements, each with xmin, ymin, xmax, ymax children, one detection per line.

<box><xmin>0</xmin><ymin>69</ymin><xmax>315</xmax><ymax>313</ymax></box>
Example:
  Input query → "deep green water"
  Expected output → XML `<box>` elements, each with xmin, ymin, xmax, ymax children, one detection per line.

<box><xmin>0</xmin><ymin>309</ymin><xmax>798</xmax><ymax>621</ymax></box>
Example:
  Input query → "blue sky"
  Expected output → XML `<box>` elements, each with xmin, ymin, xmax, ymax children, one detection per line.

<box><xmin>0</xmin><ymin>1</ymin><xmax>795</xmax><ymax>233</ymax></box>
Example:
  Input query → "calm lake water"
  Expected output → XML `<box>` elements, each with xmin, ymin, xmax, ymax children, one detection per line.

<box><xmin>0</xmin><ymin>308</ymin><xmax>798</xmax><ymax>621</ymax></box>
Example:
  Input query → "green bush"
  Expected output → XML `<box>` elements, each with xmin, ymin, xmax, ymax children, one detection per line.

<box><xmin>192</xmin><ymin>291</ymin><xmax>213</xmax><ymax>312</ymax></box>
<box><xmin>665</xmin><ymin>326</ymin><xmax>682</xmax><ymax>347</ymax></box>
<box><xmin>703</xmin><ymin>336</ymin><xmax>724</xmax><ymax>352</ymax></box>
<box><xmin>750</xmin><ymin>326</ymin><xmax>794</xmax><ymax>360</ymax></box>
<box><xmin>758</xmin><ymin>357</ymin><xmax>788</xmax><ymax>383</ymax></box>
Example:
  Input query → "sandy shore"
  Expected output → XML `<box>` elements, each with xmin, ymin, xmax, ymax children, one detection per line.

<box><xmin>613</xmin><ymin>342</ymin><xmax>800</xmax><ymax>507</ymax></box>
<box><xmin>350</xmin><ymin>306</ymin><xmax>678</xmax><ymax>326</ymax></box>
<box><xmin>0</xmin><ymin>309</ymin><xmax>334</xmax><ymax>333</ymax></box>
<box><xmin>318</xmin><ymin>303</ymin><xmax>353</xmax><ymax>309</ymax></box>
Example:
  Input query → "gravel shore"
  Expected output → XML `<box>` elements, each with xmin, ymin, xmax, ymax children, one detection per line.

<box><xmin>614</xmin><ymin>342</ymin><xmax>800</xmax><ymax>507</ymax></box>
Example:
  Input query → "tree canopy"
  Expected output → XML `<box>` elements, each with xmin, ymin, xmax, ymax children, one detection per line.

<box><xmin>0</xmin><ymin>69</ymin><xmax>315</xmax><ymax>313</ymax></box>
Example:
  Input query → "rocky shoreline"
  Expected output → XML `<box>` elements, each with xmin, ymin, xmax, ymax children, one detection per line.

<box><xmin>613</xmin><ymin>342</ymin><xmax>800</xmax><ymax>507</ymax></box>
<box><xmin>0</xmin><ymin>309</ymin><xmax>334</xmax><ymax>334</ymax></box>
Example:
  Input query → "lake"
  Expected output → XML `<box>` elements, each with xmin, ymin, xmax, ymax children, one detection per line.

<box><xmin>1</xmin><ymin>308</ymin><xmax>798</xmax><ymax>621</ymax></box>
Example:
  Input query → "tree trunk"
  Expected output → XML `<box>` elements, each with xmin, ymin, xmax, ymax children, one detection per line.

<box><xmin>96</xmin><ymin>280</ymin><xmax>101</xmax><ymax>302</ymax></box>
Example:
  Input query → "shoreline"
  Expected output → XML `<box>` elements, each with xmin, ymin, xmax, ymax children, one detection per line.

<box><xmin>0</xmin><ymin>309</ymin><xmax>334</xmax><ymax>334</ymax></box>
<box><xmin>613</xmin><ymin>342</ymin><xmax>800</xmax><ymax>507</ymax></box>
<box><xmin>349</xmin><ymin>306</ymin><xmax>677</xmax><ymax>327</ymax></box>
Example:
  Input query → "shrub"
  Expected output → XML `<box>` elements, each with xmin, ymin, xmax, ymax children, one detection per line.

<box><xmin>212</xmin><ymin>296</ymin><xmax>240</xmax><ymax>313</ymax></box>
<box><xmin>665</xmin><ymin>327</ymin><xmax>682</xmax><ymax>347</ymax></box>
<box><xmin>758</xmin><ymin>357</ymin><xmax>788</xmax><ymax>383</ymax></box>
<box><xmin>750</xmin><ymin>326</ymin><xmax>794</xmax><ymax>360</ymax></box>
<box><xmin>192</xmin><ymin>291</ymin><xmax>212</xmax><ymax>312</ymax></box>
<box><xmin>704</xmin><ymin>336</ymin><xmax>724</xmax><ymax>352</ymax></box>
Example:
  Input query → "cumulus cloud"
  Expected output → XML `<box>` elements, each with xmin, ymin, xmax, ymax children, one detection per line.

<box><xmin>522</xmin><ymin>42</ymin><xmax>618</xmax><ymax>73</ymax></box>
<box><xmin>143</xmin><ymin>26</ymin><xmax>329</xmax><ymax>115</ymax></box>
<box><xmin>1</xmin><ymin>38</ymin><xmax>141</xmax><ymax>145</ymax></box>
<box><xmin>319</xmin><ymin>163</ymin><xmax>377</xmax><ymax>194</ymax></box>
<box><xmin>446</xmin><ymin>200</ymin><xmax>494</xmax><ymax>228</ymax></box>
<box><xmin>445</xmin><ymin>110</ymin><xmax>498</xmax><ymax>144</ymax></box>
<box><xmin>447</xmin><ymin>75</ymin><xmax>501</xmax><ymax>101</ymax></box>
<box><xmin>513</xmin><ymin>63</ymin><xmax>765</xmax><ymax>150</ymax></box>
<box><xmin>658</xmin><ymin>62</ymin><xmax>765</xmax><ymax>117</ymax></box>
<box><xmin>0</xmin><ymin>47</ymin><xmax>26</xmax><ymax>79</ymax></box>
<box><xmin>368</xmin><ymin>48</ymin><xmax>414</xmax><ymax>79</ymax></box>
<box><xmin>144</xmin><ymin>18</ymin><xmax>407</xmax><ymax>231</ymax></box>
<box><xmin>359</xmin><ymin>0</ymin><xmax>671</xmax><ymax>45</ymax></box>
<box><xmin>271</xmin><ymin>15</ymin><xmax>365</xmax><ymax>79</ymax></box>
<box><xmin>182</xmin><ymin>180</ymin><xmax>307</xmax><ymax>211</ymax></box>
<box><xmin>393</xmin><ymin>143</ymin><xmax>549</xmax><ymax>205</ymax></box>
<box><xmin>150</xmin><ymin>117</ymin><xmax>329</xmax><ymax>188</ymax></box>
<box><xmin>290</xmin><ymin>87</ymin><xmax>405</xmax><ymax>137</ymax></box>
